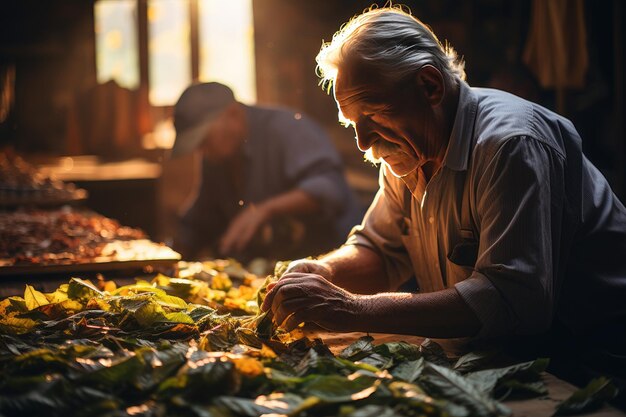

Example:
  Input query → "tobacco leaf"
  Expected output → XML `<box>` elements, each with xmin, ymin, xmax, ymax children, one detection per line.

<box><xmin>0</xmin><ymin>374</ymin><xmax>118</xmax><ymax>417</ymax></box>
<box><xmin>375</xmin><ymin>341</ymin><xmax>422</xmax><ymax>362</ymax></box>
<box><xmin>390</xmin><ymin>357</ymin><xmax>425</xmax><ymax>383</ymax></box>
<box><xmin>453</xmin><ymin>350</ymin><xmax>501</xmax><ymax>374</ymax></box>
<box><xmin>339</xmin><ymin>335</ymin><xmax>375</xmax><ymax>361</ymax></box>
<box><xmin>553</xmin><ymin>377</ymin><xmax>618</xmax><ymax>415</ymax></box>
<box><xmin>299</xmin><ymin>374</ymin><xmax>381</xmax><ymax>403</ymax></box>
<box><xmin>213</xmin><ymin>392</ymin><xmax>304</xmax><ymax>417</ymax></box>
<box><xmin>465</xmin><ymin>358</ymin><xmax>549</xmax><ymax>399</ymax></box>
<box><xmin>421</xmin><ymin>362</ymin><xmax>511</xmax><ymax>417</ymax></box>
<box><xmin>419</xmin><ymin>339</ymin><xmax>452</xmax><ymax>367</ymax></box>
<box><xmin>24</xmin><ymin>285</ymin><xmax>50</xmax><ymax>310</ymax></box>
<box><xmin>67</xmin><ymin>278</ymin><xmax>104</xmax><ymax>301</ymax></box>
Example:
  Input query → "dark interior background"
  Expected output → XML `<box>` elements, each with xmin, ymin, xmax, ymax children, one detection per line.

<box><xmin>0</xmin><ymin>0</ymin><xmax>624</xmax><ymax>243</ymax></box>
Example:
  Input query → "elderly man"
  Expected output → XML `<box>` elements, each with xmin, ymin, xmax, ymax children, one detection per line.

<box><xmin>262</xmin><ymin>6</ymin><xmax>626</xmax><ymax>397</ymax></box>
<box><xmin>171</xmin><ymin>82</ymin><xmax>362</xmax><ymax>262</ymax></box>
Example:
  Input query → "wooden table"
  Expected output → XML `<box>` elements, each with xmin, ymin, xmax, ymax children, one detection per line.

<box><xmin>306</xmin><ymin>331</ymin><xmax>625</xmax><ymax>417</ymax></box>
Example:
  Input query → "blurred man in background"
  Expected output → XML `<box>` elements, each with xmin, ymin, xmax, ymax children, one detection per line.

<box><xmin>171</xmin><ymin>82</ymin><xmax>362</xmax><ymax>263</ymax></box>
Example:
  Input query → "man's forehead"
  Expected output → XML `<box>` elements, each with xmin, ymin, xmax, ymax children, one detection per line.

<box><xmin>334</xmin><ymin>68</ymin><xmax>386</xmax><ymax>106</ymax></box>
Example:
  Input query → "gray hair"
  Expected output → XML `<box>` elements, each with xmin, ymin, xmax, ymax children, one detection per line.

<box><xmin>316</xmin><ymin>6</ymin><xmax>466</xmax><ymax>93</ymax></box>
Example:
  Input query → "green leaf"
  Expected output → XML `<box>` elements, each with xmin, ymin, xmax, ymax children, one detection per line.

<box><xmin>390</xmin><ymin>357</ymin><xmax>424</xmax><ymax>382</ymax></box>
<box><xmin>339</xmin><ymin>335</ymin><xmax>375</xmax><ymax>361</ymax></box>
<box><xmin>161</xmin><ymin>354</ymin><xmax>236</xmax><ymax>402</ymax></box>
<box><xmin>163</xmin><ymin>311</ymin><xmax>194</xmax><ymax>324</ymax></box>
<box><xmin>301</xmin><ymin>374</ymin><xmax>380</xmax><ymax>403</ymax></box>
<box><xmin>421</xmin><ymin>362</ymin><xmax>511</xmax><ymax>417</ymax></box>
<box><xmin>419</xmin><ymin>339</ymin><xmax>451</xmax><ymax>367</ymax></box>
<box><xmin>374</xmin><ymin>341</ymin><xmax>422</xmax><ymax>362</ymax></box>
<box><xmin>24</xmin><ymin>285</ymin><xmax>49</xmax><ymax>310</ymax></box>
<box><xmin>7</xmin><ymin>296</ymin><xmax>28</xmax><ymax>313</ymax></box>
<box><xmin>498</xmin><ymin>379</ymin><xmax>547</xmax><ymax>399</ymax></box>
<box><xmin>112</xmin><ymin>282</ymin><xmax>168</xmax><ymax>298</ymax></box>
<box><xmin>187</xmin><ymin>304</ymin><xmax>217</xmax><ymax>323</ymax></box>
<box><xmin>110</xmin><ymin>294</ymin><xmax>152</xmax><ymax>313</ymax></box>
<box><xmin>81</xmin><ymin>352</ymin><xmax>145</xmax><ymax>389</ymax></box>
<box><xmin>465</xmin><ymin>358</ymin><xmax>549</xmax><ymax>395</ymax></box>
<box><xmin>342</xmin><ymin>404</ymin><xmax>403</xmax><ymax>417</ymax></box>
<box><xmin>67</xmin><ymin>278</ymin><xmax>104</xmax><ymax>301</ymax></box>
<box><xmin>134</xmin><ymin>343</ymin><xmax>187</xmax><ymax>391</ymax></box>
<box><xmin>213</xmin><ymin>393</ymin><xmax>304</xmax><ymax>417</ymax></box>
<box><xmin>454</xmin><ymin>350</ymin><xmax>500</xmax><ymax>373</ymax></box>
<box><xmin>294</xmin><ymin>347</ymin><xmax>346</xmax><ymax>376</ymax></box>
<box><xmin>155</xmin><ymin>293</ymin><xmax>188</xmax><ymax>310</ymax></box>
<box><xmin>357</xmin><ymin>352</ymin><xmax>394</xmax><ymax>370</ymax></box>
<box><xmin>0</xmin><ymin>374</ymin><xmax>118</xmax><ymax>416</ymax></box>
<box><xmin>554</xmin><ymin>377</ymin><xmax>618</xmax><ymax>416</ymax></box>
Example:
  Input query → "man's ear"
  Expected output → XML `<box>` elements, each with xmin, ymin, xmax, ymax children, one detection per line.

<box><xmin>415</xmin><ymin>65</ymin><xmax>445</xmax><ymax>106</ymax></box>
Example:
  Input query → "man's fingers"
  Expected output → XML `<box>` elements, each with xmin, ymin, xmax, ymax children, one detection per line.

<box><xmin>285</xmin><ymin>260</ymin><xmax>311</xmax><ymax>274</ymax></box>
<box><xmin>261</xmin><ymin>274</ymin><xmax>325</xmax><ymax>313</ymax></box>
<box><xmin>272</xmin><ymin>296</ymin><xmax>309</xmax><ymax>327</ymax></box>
<box><xmin>282</xmin><ymin>312</ymin><xmax>305</xmax><ymax>332</ymax></box>
<box><xmin>261</xmin><ymin>283</ymin><xmax>277</xmax><ymax>311</ymax></box>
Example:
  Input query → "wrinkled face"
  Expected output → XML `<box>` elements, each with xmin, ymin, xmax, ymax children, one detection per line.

<box><xmin>334</xmin><ymin>67</ymin><xmax>434</xmax><ymax>178</ymax></box>
<box><xmin>200</xmin><ymin>104</ymin><xmax>246</xmax><ymax>162</ymax></box>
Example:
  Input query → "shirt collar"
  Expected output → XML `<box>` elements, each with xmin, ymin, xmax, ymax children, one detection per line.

<box><xmin>442</xmin><ymin>80</ymin><xmax>477</xmax><ymax>171</ymax></box>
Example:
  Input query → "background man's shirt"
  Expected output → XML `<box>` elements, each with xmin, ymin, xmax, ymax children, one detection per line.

<box><xmin>178</xmin><ymin>105</ymin><xmax>363</xmax><ymax>261</ymax></box>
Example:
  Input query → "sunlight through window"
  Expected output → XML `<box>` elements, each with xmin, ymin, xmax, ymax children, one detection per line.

<box><xmin>198</xmin><ymin>0</ymin><xmax>256</xmax><ymax>103</ymax></box>
<box><xmin>148</xmin><ymin>0</ymin><xmax>192</xmax><ymax>106</ymax></box>
<box><xmin>94</xmin><ymin>0</ymin><xmax>139</xmax><ymax>90</ymax></box>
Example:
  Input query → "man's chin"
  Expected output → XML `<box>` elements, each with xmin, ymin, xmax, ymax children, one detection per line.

<box><xmin>384</xmin><ymin>161</ymin><xmax>419</xmax><ymax>178</ymax></box>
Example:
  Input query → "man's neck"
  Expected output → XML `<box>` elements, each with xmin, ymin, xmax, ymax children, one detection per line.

<box><xmin>430</xmin><ymin>79</ymin><xmax>461</xmax><ymax>172</ymax></box>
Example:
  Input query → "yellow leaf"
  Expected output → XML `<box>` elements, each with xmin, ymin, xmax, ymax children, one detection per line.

<box><xmin>24</xmin><ymin>285</ymin><xmax>50</xmax><ymax>310</ymax></box>
<box><xmin>0</xmin><ymin>316</ymin><xmax>38</xmax><ymax>334</ymax></box>
<box><xmin>58</xmin><ymin>299</ymin><xmax>84</xmax><ymax>313</ymax></box>
<box><xmin>232</xmin><ymin>356</ymin><xmax>265</xmax><ymax>378</ymax></box>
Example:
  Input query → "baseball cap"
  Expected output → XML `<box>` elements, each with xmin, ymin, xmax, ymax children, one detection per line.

<box><xmin>170</xmin><ymin>82</ymin><xmax>236</xmax><ymax>157</ymax></box>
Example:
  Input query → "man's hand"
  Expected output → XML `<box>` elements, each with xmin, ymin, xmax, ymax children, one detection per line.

<box><xmin>284</xmin><ymin>258</ymin><xmax>334</xmax><ymax>281</ymax></box>
<box><xmin>219</xmin><ymin>204</ymin><xmax>269</xmax><ymax>256</ymax></box>
<box><xmin>261</xmin><ymin>272</ymin><xmax>359</xmax><ymax>332</ymax></box>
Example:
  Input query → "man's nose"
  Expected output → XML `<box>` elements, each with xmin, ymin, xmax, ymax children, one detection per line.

<box><xmin>354</xmin><ymin>122</ymin><xmax>377</xmax><ymax>152</ymax></box>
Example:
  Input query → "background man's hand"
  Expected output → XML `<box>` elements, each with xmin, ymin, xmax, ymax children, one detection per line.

<box><xmin>261</xmin><ymin>272</ymin><xmax>359</xmax><ymax>332</ymax></box>
<box><xmin>219</xmin><ymin>204</ymin><xmax>269</xmax><ymax>256</ymax></box>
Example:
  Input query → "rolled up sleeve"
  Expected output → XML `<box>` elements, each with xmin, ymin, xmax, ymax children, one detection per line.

<box><xmin>455</xmin><ymin>136</ymin><xmax>566</xmax><ymax>338</ymax></box>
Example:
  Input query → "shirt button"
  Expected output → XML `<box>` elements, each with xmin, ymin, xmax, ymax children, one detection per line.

<box><xmin>428</xmin><ymin>216</ymin><xmax>434</xmax><ymax>224</ymax></box>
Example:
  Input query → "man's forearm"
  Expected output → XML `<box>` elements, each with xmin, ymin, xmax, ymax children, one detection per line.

<box><xmin>259</xmin><ymin>189</ymin><xmax>320</xmax><ymax>219</ymax></box>
<box><xmin>318</xmin><ymin>244</ymin><xmax>391</xmax><ymax>294</ymax></box>
<box><xmin>350</xmin><ymin>288</ymin><xmax>482</xmax><ymax>338</ymax></box>
<box><xmin>319</xmin><ymin>245</ymin><xmax>482</xmax><ymax>337</ymax></box>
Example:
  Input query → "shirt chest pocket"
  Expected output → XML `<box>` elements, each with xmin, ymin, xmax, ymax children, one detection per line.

<box><xmin>446</xmin><ymin>230</ymin><xmax>478</xmax><ymax>285</ymax></box>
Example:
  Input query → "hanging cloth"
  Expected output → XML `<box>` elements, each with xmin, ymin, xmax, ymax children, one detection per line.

<box><xmin>523</xmin><ymin>0</ymin><xmax>589</xmax><ymax>90</ymax></box>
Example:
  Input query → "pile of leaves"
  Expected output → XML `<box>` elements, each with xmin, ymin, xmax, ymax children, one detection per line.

<box><xmin>0</xmin><ymin>261</ymin><xmax>618</xmax><ymax>417</ymax></box>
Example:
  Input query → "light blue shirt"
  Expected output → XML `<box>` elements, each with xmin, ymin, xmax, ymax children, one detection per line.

<box><xmin>347</xmin><ymin>81</ymin><xmax>626</xmax><ymax>339</ymax></box>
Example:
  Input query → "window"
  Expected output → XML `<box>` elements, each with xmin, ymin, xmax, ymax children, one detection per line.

<box><xmin>94</xmin><ymin>0</ymin><xmax>139</xmax><ymax>90</ymax></box>
<box><xmin>198</xmin><ymin>0</ymin><xmax>256</xmax><ymax>104</ymax></box>
<box><xmin>94</xmin><ymin>0</ymin><xmax>256</xmax><ymax>107</ymax></box>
